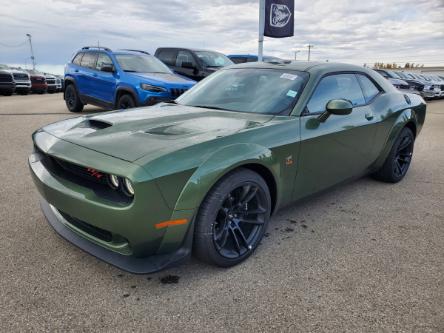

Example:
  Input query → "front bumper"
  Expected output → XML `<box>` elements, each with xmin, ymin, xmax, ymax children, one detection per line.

<box><xmin>29</xmin><ymin>131</ymin><xmax>195</xmax><ymax>273</ymax></box>
<box><xmin>40</xmin><ymin>199</ymin><xmax>194</xmax><ymax>273</ymax></box>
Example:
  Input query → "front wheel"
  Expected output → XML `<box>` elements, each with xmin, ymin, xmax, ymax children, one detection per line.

<box><xmin>64</xmin><ymin>84</ymin><xmax>84</xmax><ymax>112</ymax></box>
<box><xmin>373</xmin><ymin>127</ymin><xmax>414</xmax><ymax>183</ymax></box>
<box><xmin>194</xmin><ymin>169</ymin><xmax>271</xmax><ymax>267</ymax></box>
<box><xmin>117</xmin><ymin>94</ymin><xmax>136</xmax><ymax>109</ymax></box>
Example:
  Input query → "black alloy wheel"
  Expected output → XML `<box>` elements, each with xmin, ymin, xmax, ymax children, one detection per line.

<box><xmin>117</xmin><ymin>94</ymin><xmax>136</xmax><ymax>109</ymax></box>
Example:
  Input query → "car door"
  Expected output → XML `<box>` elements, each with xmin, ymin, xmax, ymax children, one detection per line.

<box><xmin>78</xmin><ymin>51</ymin><xmax>98</xmax><ymax>97</ymax></box>
<box><xmin>173</xmin><ymin>50</ymin><xmax>200</xmax><ymax>80</ymax></box>
<box><xmin>90</xmin><ymin>52</ymin><xmax>116</xmax><ymax>104</ymax></box>
<box><xmin>293</xmin><ymin>73</ymin><xmax>380</xmax><ymax>200</ymax></box>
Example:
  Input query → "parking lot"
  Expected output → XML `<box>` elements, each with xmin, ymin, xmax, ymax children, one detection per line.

<box><xmin>0</xmin><ymin>94</ymin><xmax>443</xmax><ymax>332</ymax></box>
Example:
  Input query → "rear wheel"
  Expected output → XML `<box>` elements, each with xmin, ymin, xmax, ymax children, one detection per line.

<box><xmin>194</xmin><ymin>169</ymin><xmax>271</xmax><ymax>267</ymax></box>
<box><xmin>117</xmin><ymin>94</ymin><xmax>136</xmax><ymax>109</ymax></box>
<box><xmin>64</xmin><ymin>84</ymin><xmax>84</xmax><ymax>112</ymax></box>
<box><xmin>373</xmin><ymin>127</ymin><xmax>414</xmax><ymax>183</ymax></box>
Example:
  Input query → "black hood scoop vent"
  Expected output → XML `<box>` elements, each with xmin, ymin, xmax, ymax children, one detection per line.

<box><xmin>80</xmin><ymin>119</ymin><xmax>113</xmax><ymax>130</ymax></box>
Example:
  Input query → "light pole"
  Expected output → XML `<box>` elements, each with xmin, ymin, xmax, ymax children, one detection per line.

<box><xmin>294</xmin><ymin>50</ymin><xmax>300</xmax><ymax>60</ymax></box>
<box><xmin>307</xmin><ymin>44</ymin><xmax>314</xmax><ymax>61</ymax></box>
<box><xmin>26</xmin><ymin>33</ymin><xmax>36</xmax><ymax>70</ymax></box>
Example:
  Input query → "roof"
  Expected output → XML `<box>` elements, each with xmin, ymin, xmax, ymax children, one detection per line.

<box><xmin>227</xmin><ymin>61</ymin><xmax>367</xmax><ymax>73</ymax></box>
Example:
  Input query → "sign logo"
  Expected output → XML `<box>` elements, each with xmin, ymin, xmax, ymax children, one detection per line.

<box><xmin>270</xmin><ymin>3</ymin><xmax>292</xmax><ymax>28</ymax></box>
<box><xmin>86</xmin><ymin>167</ymin><xmax>103</xmax><ymax>180</ymax></box>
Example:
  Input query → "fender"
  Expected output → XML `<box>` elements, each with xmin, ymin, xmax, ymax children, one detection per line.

<box><xmin>115</xmin><ymin>85</ymin><xmax>139</xmax><ymax>107</ymax></box>
<box><xmin>372</xmin><ymin>108</ymin><xmax>418</xmax><ymax>170</ymax></box>
<box><xmin>63</xmin><ymin>76</ymin><xmax>78</xmax><ymax>100</ymax></box>
<box><xmin>173</xmin><ymin>143</ymin><xmax>280</xmax><ymax>212</ymax></box>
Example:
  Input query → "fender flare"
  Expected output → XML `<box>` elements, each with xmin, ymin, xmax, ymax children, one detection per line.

<box><xmin>373</xmin><ymin>108</ymin><xmax>418</xmax><ymax>169</ymax></box>
<box><xmin>114</xmin><ymin>86</ymin><xmax>139</xmax><ymax>107</ymax></box>
<box><xmin>63</xmin><ymin>76</ymin><xmax>79</xmax><ymax>100</ymax></box>
<box><xmin>173</xmin><ymin>143</ymin><xmax>280</xmax><ymax>212</ymax></box>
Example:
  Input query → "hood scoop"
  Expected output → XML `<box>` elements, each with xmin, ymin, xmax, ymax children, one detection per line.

<box><xmin>79</xmin><ymin>119</ymin><xmax>113</xmax><ymax>130</ymax></box>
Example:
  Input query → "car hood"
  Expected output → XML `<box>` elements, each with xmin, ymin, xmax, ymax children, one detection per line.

<box><xmin>42</xmin><ymin>104</ymin><xmax>274</xmax><ymax>162</ymax></box>
<box><xmin>128</xmin><ymin>72</ymin><xmax>195</xmax><ymax>85</ymax></box>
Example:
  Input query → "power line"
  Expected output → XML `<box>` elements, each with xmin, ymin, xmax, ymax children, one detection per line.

<box><xmin>0</xmin><ymin>40</ymin><xmax>27</xmax><ymax>48</ymax></box>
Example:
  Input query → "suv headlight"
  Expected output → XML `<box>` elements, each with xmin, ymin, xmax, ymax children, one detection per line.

<box><xmin>140</xmin><ymin>83</ymin><xmax>167</xmax><ymax>92</ymax></box>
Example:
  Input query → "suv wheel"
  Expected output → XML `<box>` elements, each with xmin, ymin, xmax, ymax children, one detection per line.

<box><xmin>194</xmin><ymin>169</ymin><xmax>271</xmax><ymax>267</ymax></box>
<box><xmin>64</xmin><ymin>84</ymin><xmax>84</xmax><ymax>113</ymax></box>
<box><xmin>117</xmin><ymin>94</ymin><xmax>136</xmax><ymax>109</ymax></box>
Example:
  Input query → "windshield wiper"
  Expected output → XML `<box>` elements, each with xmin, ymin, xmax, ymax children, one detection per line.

<box><xmin>191</xmin><ymin>105</ymin><xmax>232</xmax><ymax>111</ymax></box>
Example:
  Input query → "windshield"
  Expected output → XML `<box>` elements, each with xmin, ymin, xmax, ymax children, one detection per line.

<box><xmin>177</xmin><ymin>68</ymin><xmax>308</xmax><ymax>115</ymax></box>
<box><xmin>115</xmin><ymin>54</ymin><xmax>172</xmax><ymax>73</ymax></box>
<box><xmin>194</xmin><ymin>51</ymin><xmax>233</xmax><ymax>67</ymax></box>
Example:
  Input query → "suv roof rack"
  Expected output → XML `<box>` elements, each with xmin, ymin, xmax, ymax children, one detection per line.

<box><xmin>119</xmin><ymin>49</ymin><xmax>150</xmax><ymax>55</ymax></box>
<box><xmin>81</xmin><ymin>46</ymin><xmax>112</xmax><ymax>51</ymax></box>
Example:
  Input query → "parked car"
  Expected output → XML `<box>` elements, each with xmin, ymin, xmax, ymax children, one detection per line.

<box><xmin>0</xmin><ymin>65</ymin><xmax>15</xmax><ymax>95</ymax></box>
<box><xmin>228</xmin><ymin>54</ymin><xmax>285</xmax><ymax>64</ymax></box>
<box><xmin>10</xmin><ymin>69</ymin><xmax>31</xmax><ymax>95</ymax></box>
<box><xmin>44</xmin><ymin>74</ymin><xmax>57</xmax><ymax>93</ymax></box>
<box><xmin>155</xmin><ymin>47</ymin><xmax>233</xmax><ymax>81</ymax></box>
<box><xmin>374</xmin><ymin>69</ymin><xmax>412</xmax><ymax>93</ymax></box>
<box><xmin>64</xmin><ymin>46</ymin><xmax>196</xmax><ymax>112</ymax></box>
<box><xmin>55</xmin><ymin>77</ymin><xmax>62</xmax><ymax>92</ymax></box>
<box><xmin>28</xmin><ymin>71</ymin><xmax>48</xmax><ymax>94</ymax></box>
<box><xmin>402</xmin><ymin>72</ymin><xmax>441</xmax><ymax>99</ymax></box>
<box><xmin>29</xmin><ymin>61</ymin><xmax>426</xmax><ymax>273</ymax></box>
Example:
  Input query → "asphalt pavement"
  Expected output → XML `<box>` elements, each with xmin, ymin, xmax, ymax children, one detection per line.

<box><xmin>0</xmin><ymin>93</ymin><xmax>442</xmax><ymax>332</ymax></box>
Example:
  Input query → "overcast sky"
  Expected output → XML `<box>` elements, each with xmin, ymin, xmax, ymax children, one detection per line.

<box><xmin>1</xmin><ymin>0</ymin><xmax>443</xmax><ymax>74</ymax></box>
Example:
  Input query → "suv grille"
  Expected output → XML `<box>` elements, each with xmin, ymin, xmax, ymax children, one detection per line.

<box><xmin>13</xmin><ymin>73</ymin><xmax>28</xmax><ymax>80</ymax></box>
<box><xmin>31</xmin><ymin>77</ymin><xmax>45</xmax><ymax>83</ymax></box>
<box><xmin>170</xmin><ymin>88</ymin><xmax>188</xmax><ymax>98</ymax></box>
<box><xmin>46</xmin><ymin>78</ymin><xmax>55</xmax><ymax>84</ymax></box>
<box><xmin>0</xmin><ymin>73</ymin><xmax>13</xmax><ymax>83</ymax></box>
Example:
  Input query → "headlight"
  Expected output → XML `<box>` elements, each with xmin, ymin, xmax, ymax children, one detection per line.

<box><xmin>424</xmin><ymin>85</ymin><xmax>432</xmax><ymax>90</ymax></box>
<box><xmin>108</xmin><ymin>174</ymin><xmax>120</xmax><ymax>189</ymax></box>
<box><xmin>123</xmin><ymin>178</ymin><xmax>135</xmax><ymax>196</ymax></box>
<box><xmin>140</xmin><ymin>83</ymin><xmax>167</xmax><ymax>92</ymax></box>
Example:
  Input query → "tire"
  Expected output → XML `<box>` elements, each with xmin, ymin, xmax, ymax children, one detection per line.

<box><xmin>372</xmin><ymin>127</ymin><xmax>414</xmax><ymax>183</ymax></box>
<box><xmin>117</xmin><ymin>94</ymin><xmax>136</xmax><ymax>109</ymax></box>
<box><xmin>2</xmin><ymin>92</ymin><xmax>13</xmax><ymax>96</ymax></box>
<box><xmin>64</xmin><ymin>84</ymin><xmax>84</xmax><ymax>113</ymax></box>
<box><xmin>194</xmin><ymin>168</ymin><xmax>271</xmax><ymax>267</ymax></box>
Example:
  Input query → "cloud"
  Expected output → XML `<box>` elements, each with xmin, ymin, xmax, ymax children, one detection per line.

<box><xmin>0</xmin><ymin>0</ymin><xmax>443</xmax><ymax>72</ymax></box>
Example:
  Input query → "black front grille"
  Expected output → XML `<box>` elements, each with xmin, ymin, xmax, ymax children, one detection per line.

<box><xmin>0</xmin><ymin>73</ymin><xmax>13</xmax><ymax>83</ymax></box>
<box><xmin>59</xmin><ymin>211</ymin><xmax>113</xmax><ymax>242</ymax></box>
<box><xmin>46</xmin><ymin>78</ymin><xmax>55</xmax><ymax>84</ymax></box>
<box><xmin>170</xmin><ymin>88</ymin><xmax>187</xmax><ymax>98</ymax></box>
<box><xmin>36</xmin><ymin>148</ymin><xmax>132</xmax><ymax>204</ymax></box>
<box><xmin>13</xmin><ymin>73</ymin><xmax>28</xmax><ymax>80</ymax></box>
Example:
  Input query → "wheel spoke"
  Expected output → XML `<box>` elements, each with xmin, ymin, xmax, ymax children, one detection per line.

<box><xmin>398</xmin><ymin>137</ymin><xmax>412</xmax><ymax>151</ymax></box>
<box><xmin>229</xmin><ymin>228</ymin><xmax>242</xmax><ymax>254</ymax></box>
<box><xmin>240</xmin><ymin>186</ymin><xmax>258</xmax><ymax>205</ymax></box>
<box><xmin>218</xmin><ymin>228</ymin><xmax>230</xmax><ymax>248</ymax></box>
<box><xmin>235</xmin><ymin>226</ymin><xmax>250</xmax><ymax>248</ymax></box>
<box><xmin>238</xmin><ymin>185</ymin><xmax>251</xmax><ymax>203</ymax></box>
<box><xmin>395</xmin><ymin>160</ymin><xmax>403</xmax><ymax>176</ymax></box>
<box><xmin>238</xmin><ymin>217</ymin><xmax>265</xmax><ymax>225</ymax></box>
<box><xmin>243</xmin><ymin>206</ymin><xmax>267</xmax><ymax>215</ymax></box>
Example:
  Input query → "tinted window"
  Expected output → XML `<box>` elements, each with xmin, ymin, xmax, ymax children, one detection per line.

<box><xmin>96</xmin><ymin>53</ymin><xmax>113</xmax><ymax>71</ymax></box>
<box><xmin>357</xmin><ymin>74</ymin><xmax>381</xmax><ymax>102</ymax></box>
<box><xmin>176</xmin><ymin>51</ymin><xmax>196</xmax><ymax>68</ymax></box>
<box><xmin>195</xmin><ymin>51</ymin><xmax>233</xmax><ymax>67</ymax></box>
<box><xmin>80</xmin><ymin>52</ymin><xmax>97</xmax><ymax>69</ymax></box>
<box><xmin>230</xmin><ymin>57</ymin><xmax>247</xmax><ymax>64</ymax></box>
<box><xmin>177</xmin><ymin>68</ymin><xmax>308</xmax><ymax>115</ymax></box>
<box><xmin>115</xmin><ymin>54</ymin><xmax>171</xmax><ymax>73</ymax></box>
<box><xmin>307</xmin><ymin>74</ymin><xmax>365</xmax><ymax>113</ymax></box>
<box><xmin>156</xmin><ymin>49</ymin><xmax>177</xmax><ymax>66</ymax></box>
<box><xmin>72</xmin><ymin>52</ymin><xmax>83</xmax><ymax>65</ymax></box>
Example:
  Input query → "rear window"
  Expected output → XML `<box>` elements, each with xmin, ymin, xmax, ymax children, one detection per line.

<box><xmin>72</xmin><ymin>52</ymin><xmax>84</xmax><ymax>65</ymax></box>
<box><xmin>156</xmin><ymin>49</ymin><xmax>177</xmax><ymax>66</ymax></box>
<box><xmin>80</xmin><ymin>52</ymin><xmax>98</xmax><ymax>69</ymax></box>
<box><xmin>357</xmin><ymin>74</ymin><xmax>381</xmax><ymax>102</ymax></box>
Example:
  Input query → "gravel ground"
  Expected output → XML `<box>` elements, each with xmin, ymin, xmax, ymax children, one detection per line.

<box><xmin>0</xmin><ymin>94</ymin><xmax>443</xmax><ymax>332</ymax></box>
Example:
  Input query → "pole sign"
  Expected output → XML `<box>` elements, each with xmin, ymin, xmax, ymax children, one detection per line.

<box><xmin>264</xmin><ymin>0</ymin><xmax>294</xmax><ymax>38</ymax></box>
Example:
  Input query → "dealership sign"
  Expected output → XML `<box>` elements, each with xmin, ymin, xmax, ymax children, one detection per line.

<box><xmin>264</xmin><ymin>0</ymin><xmax>294</xmax><ymax>38</ymax></box>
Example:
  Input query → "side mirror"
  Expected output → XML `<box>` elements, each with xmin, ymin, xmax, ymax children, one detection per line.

<box><xmin>100</xmin><ymin>64</ymin><xmax>114</xmax><ymax>73</ymax></box>
<box><xmin>318</xmin><ymin>99</ymin><xmax>353</xmax><ymax>122</ymax></box>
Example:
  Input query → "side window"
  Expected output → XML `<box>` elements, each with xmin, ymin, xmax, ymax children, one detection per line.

<box><xmin>307</xmin><ymin>74</ymin><xmax>366</xmax><ymax>113</ymax></box>
<box><xmin>96</xmin><ymin>53</ymin><xmax>113</xmax><ymax>71</ymax></box>
<box><xmin>157</xmin><ymin>49</ymin><xmax>177</xmax><ymax>66</ymax></box>
<box><xmin>80</xmin><ymin>52</ymin><xmax>98</xmax><ymax>69</ymax></box>
<box><xmin>357</xmin><ymin>74</ymin><xmax>381</xmax><ymax>103</ymax></box>
<box><xmin>72</xmin><ymin>52</ymin><xmax>83</xmax><ymax>65</ymax></box>
<box><xmin>176</xmin><ymin>51</ymin><xmax>196</xmax><ymax>68</ymax></box>
<box><xmin>230</xmin><ymin>57</ymin><xmax>247</xmax><ymax>64</ymax></box>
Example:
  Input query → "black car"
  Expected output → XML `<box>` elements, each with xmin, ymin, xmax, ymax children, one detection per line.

<box><xmin>155</xmin><ymin>47</ymin><xmax>233</xmax><ymax>81</ymax></box>
<box><xmin>0</xmin><ymin>66</ymin><xmax>16</xmax><ymax>96</ymax></box>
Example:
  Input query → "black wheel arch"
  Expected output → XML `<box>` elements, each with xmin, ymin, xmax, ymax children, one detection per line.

<box><xmin>115</xmin><ymin>87</ymin><xmax>138</xmax><ymax>108</ymax></box>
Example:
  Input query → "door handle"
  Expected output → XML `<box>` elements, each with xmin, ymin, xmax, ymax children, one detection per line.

<box><xmin>365</xmin><ymin>112</ymin><xmax>374</xmax><ymax>120</ymax></box>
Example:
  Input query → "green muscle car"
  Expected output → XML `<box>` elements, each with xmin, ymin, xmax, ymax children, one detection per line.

<box><xmin>29</xmin><ymin>62</ymin><xmax>426</xmax><ymax>273</ymax></box>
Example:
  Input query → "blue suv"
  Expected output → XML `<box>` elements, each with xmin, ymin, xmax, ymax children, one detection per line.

<box><xmin>64</xmin><ymin>46</ymin><xmax>195</xmax><ymax>112</ymax></box>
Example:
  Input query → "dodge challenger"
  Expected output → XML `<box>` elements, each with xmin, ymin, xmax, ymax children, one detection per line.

<box><xmin>29</xmin><ymin>62</ymin><xmax>426</xmax><ymax>273</ymax></box>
